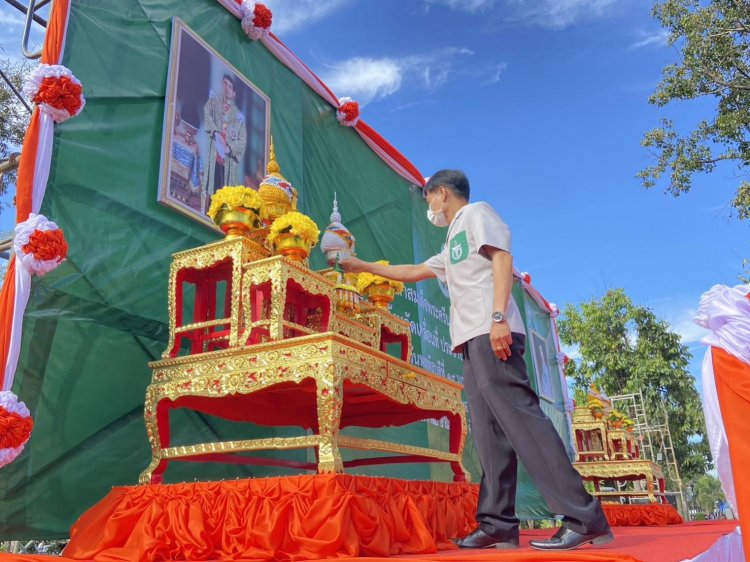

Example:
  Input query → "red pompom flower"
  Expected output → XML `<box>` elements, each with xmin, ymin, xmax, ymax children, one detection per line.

<box><xmin>0</xmin><ymin>391</ymin><xmax>33</xmax><ymax>469</ymax></box>
<box><xmin>253</xmin><ymin>3</ymin><xmax>272</xmax><ymax>29</ymax></box>
<box><xmin>14</xmin><ymin>213</ymin><xmax>68</xmax><ymax>276</ymax></box>
<box><xmin>336</xmin><ymin>97</ymin><xmax>360</xmax><ymax>127</ymax></box>
<box><xmin>23</xmin><ymin>64</ymin><xmax>85</xmax><ymax>123</ymax></box>
<box><xmin>240</xmin><ymin>1</ymin><xmax>272</xmax><ymax>41</ymax></box>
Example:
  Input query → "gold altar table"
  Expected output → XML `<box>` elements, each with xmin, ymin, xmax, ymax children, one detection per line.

<box><xmin>140</xmin><ymin>333</ymin><xmax>469</xmax><ymax>484</ymax></box>
<box><xmin>574</xmin><ymin>459</ymin><xmax>667</xmax><ymax>504</ymax></box>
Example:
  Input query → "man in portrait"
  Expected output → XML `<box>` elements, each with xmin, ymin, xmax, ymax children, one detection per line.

<box><xmin>203</xmin><ymin>73</ymin><xmax>247</xmax><ymax>211</ymax></box>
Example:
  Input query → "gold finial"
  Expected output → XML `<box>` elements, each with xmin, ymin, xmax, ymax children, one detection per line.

<box><xmin>267</xmin><ymin>136</ymin><xmax>280</xmax><ymax>175</ymax></box>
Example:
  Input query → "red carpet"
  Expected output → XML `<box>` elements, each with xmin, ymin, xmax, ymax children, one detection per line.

<box><xmin>0</xmin><ymin>522</ymin><xmax>738</xmax><ymax>562</ymax></box>
<box><xmin>0</xmin><ymin>475</ymin><xmax>737</xmax><ymax>562</ymax></box>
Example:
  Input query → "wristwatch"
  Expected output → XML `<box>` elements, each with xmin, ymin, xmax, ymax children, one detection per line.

<box><xmin>492</xmin><ymin>311</ymin><xmax>506</xmax><ymax>323</ymax></box>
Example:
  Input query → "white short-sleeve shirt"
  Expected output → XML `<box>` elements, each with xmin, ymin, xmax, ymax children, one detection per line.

<box><xmin>424</xmin><ymin>202</ymin><xmax>525</xmax><ymax>351</ymax></box>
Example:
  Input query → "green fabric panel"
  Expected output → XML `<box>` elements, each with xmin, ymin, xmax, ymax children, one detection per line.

<box><xmin>0</xmin><ymin>0</ymin><xmax>569</xmax><ymax>538</ymax></box>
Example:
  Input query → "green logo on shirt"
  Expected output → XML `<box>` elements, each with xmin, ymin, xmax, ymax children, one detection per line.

<box><xmin>449</xmin><ymin>230</ymin><xmax>469</xmax><ymax>264</ymax></box>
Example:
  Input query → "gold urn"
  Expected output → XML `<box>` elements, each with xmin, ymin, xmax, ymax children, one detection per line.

<box><xmin>273</xmin><ymin>233</ymin><xmax>312</xmax><ymax>262</ymax></box>
<box><xmin>363</xmin><ymin>282</ymin><xmax>396</xmax><ymax>309</ymax></box>
<box><xmin>215</xmin><ymin>206</ymin><xmax>262</xmax><ymax>239</ymax></box>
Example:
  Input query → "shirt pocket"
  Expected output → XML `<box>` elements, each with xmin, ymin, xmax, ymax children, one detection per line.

<box><xmin>453</xmin><ymin>287</ymin><xmax>487</xmax><ymax>333</ymax></box>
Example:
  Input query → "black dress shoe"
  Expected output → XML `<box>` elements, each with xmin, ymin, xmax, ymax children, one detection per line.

<box><xmin>529</xmin><ymin>526</ymin><xmax>614</xmax><ymax>551</ymax></box>
<box><xmin>453</xmin><ymin>527</ymin><xmax>519</xmax><ymax>549</ymax></box>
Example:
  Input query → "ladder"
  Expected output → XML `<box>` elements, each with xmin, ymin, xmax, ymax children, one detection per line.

<box><xmin>611</xmin><ymin>391</ymin><xmax>686</xmax><ymax>515</ymax></box>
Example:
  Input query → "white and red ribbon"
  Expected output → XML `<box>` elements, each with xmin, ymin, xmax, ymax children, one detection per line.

<box><xmin>0</xmin><ymin>0</ymin><xmax>73</xmax><ymax>468</ymax></box>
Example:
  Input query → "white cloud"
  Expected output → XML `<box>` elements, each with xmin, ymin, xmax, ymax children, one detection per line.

<box><xmin>629</xmin><ymin>29</ymin><xmax>670</xmax><ymax>50</ymax></box>
<box><xmin>319</xmin><ymin>57</ymin><xmax>403</xmax><ymax>105</ymax></box>
<box><xmin>0</xmin><ymin>9</ymin><xmax>26</xmax><ymax>28</ymax></box>
<box><xmin>648</xmin><ymin>299</ymin><xmax>709</xmax><ymax>346</ymax></box>
<box><xmin>319</xmin><ymin>48</ymin><xmax>500</xmax><ymax>105</ymax></box>
<box><xmin>404</xmin><ymin>47</ymin><xmax>475</xmax><ymax>90</ymax></box>
<box><xmin>670</xmin><ymin>309</ymin><xmax>709</xmax><ymax>346</ymax></box>
<box><xmin>508</xmin><ymin>0</ymin><xmax>617</xmax><ymax>29</ymax></box>
<box><xmin>0</xmin><ymin>4</ymin><xmax>46</xmax><ymax>59</ymax></box>
<box><xmin>424</xmin><ymin>0</ymin><xmax>496</xmax><ymax>13</ymax></box>
<box><xmin>477</xmin><ymin>62</ymin><xmax>508</xmax><ymax>85</ymax></box>
<box><xmin>262</xmin><ymin>0</ymin><xmax>350</xmax><ymax>35</ymax></box>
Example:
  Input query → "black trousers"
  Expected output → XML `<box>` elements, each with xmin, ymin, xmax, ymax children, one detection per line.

<box><xmin>463</xmin><ymin>333</ymin><xmax>607</xmax><ymax>538</ymax></box>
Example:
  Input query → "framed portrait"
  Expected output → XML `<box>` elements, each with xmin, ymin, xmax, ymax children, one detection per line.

<box><xmin>158</xmin><ymin>18</ymin><xmax>271</xmax><ymax>227</ymax></box>
<box><xmin>529</xmin><ymin>330</ymin><xmax>554</xmax><ymax>402</ymax></box>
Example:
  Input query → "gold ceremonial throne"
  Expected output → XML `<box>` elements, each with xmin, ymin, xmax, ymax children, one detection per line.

<box><xmin>139</xmin><ymin>237</ymin><xmax>469</xmax><ymax>484</ymax></box>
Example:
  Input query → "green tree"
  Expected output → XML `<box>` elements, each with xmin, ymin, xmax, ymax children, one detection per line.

<box><xmin>692</xmin><ymin>474</ymin><xmax>726</xmax><ymax>515</ymax></box>
<box><xmin>0</xmin><ymin>56</ymin><xmax>34</xmax><ymax>214</ymax></box>
<box><xmin>639</xmin><ymin>0</ymin><xmax>750</xmax><ymax>218</ymax></box>
<box><xmin>558</xmin><ymin>288</ymin><xmax>709</xmax><ymax>482</ymax></box>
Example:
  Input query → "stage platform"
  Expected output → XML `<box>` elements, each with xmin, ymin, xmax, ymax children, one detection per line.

<box><xmin>0</xmin><ymin>476</ymin><xmax>740</xmax><ymax>562</ymax></box>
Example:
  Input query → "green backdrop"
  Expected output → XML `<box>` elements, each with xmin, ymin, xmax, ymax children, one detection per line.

<box><xmin>0</xmin><ymin>0</ymin><xmax>572</xmax><ymax>538</ymax></box>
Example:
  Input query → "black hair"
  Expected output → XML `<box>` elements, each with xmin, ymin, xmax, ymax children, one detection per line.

<box><xmin>222</xmin><ymin>73</ymin><xmax>236</xmax><ymax>88</ymax></box>
<box><xmin>424</xmin><ymin>169</ymin><xmax>470</xmax><ymax>201</ymax></box>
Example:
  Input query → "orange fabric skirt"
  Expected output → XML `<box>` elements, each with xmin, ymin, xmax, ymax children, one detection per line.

<box><xmin>601</xmin><ymin>504</ymin><xmax>682</xmax><ymax>526</ymax></box>
<box><xmin>0</xmin><ymin>475</ymin><xmax>676</xmax><ymax>561</ymax></box>
<box><xmin>62</xmin><ymin>474</ymin><xmax>477</xmax><ymax>561</ymax></box>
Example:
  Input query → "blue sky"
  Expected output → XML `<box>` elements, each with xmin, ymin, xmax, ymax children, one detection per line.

<box><xmin>1</xmin><ymin>0</ymin><xmax>747</xmax><ymax>389</ymax></box>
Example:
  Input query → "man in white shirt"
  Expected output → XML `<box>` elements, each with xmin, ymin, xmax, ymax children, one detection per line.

<box><xmin>342</xmin><ymin>170</ymin><xmax>612</xmax><ymax>551</ymax></box>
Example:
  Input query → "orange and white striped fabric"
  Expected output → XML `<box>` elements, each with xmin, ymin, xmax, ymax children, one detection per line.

<box><xmin>695</xmin><ymin>284</ymin><xmax>750</xmax><ymax>559</ymax></box>
<box><xmin>0</xmin><ymin>0</ymin><xmax>72</xmax><ymax>393</ymax></box>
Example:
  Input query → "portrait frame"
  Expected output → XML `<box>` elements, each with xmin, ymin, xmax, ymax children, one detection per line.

<box><xmin>529</xmin><ymin>330</ymin><xmax>554</xmax><ymax>403</ymax></box>
<box><xmin>158</xmin><ymin>17</ymin><xmax>271</xmax><ymax>229</ymax></box>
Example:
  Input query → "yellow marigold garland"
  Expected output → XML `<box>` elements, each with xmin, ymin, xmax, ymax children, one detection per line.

<box><xmin>267</xmin><ymin>211</ymin><xmax>320</xmax><ymax>246</ymax></box>
<box><xmin>355</xmin><ymin>260</ymin><xmax>404</xmax><ymax>294</ymax></box>
<box><xmin>207</xmin><ymin>186</ymin><xmax>264</xmax><ymax>220</ymax></box>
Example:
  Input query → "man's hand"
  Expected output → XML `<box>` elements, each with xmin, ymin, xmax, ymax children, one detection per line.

<box><xmin>339</xmin><ymin>256</ymin><xmax>369</xmax><ymax>273</ymax></box>
<box><xmin>489</xmin><ymin>321</ymin><xmax>513</xmax><ymax>361</ymax></box>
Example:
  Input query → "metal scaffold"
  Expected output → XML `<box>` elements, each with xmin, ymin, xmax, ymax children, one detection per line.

<box><xmin>611</xmin><ymin>391</ymin><xmax>686</xmax><ymax>516</ymax></box>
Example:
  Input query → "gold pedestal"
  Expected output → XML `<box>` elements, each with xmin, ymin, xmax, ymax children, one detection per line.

<box><xmin>573</xmin><ymin>460</ymin><xmax>666</xmax><ymax>504</ymax></box>
<box><xmin>145</xmin><ymin>237</ymin><xmax>466</xmax><ymax>485</ymax></box>
<box><xmin>140</xmin><ymin>333</ymin><xmax>469</xmax><ymax>484</ymax></box>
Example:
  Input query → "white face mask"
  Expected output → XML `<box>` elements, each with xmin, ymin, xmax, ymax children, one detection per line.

<box><xmin>426</xmin><ymin>192</ymin><xmax>449</xmax><ymax>227</ymax></box>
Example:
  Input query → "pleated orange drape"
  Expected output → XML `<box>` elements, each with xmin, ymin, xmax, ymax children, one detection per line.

<box><xmin>601</xmin><ymin>504</ymin><xmax>682</xmax><ymax>527</ymax></box>
<box><xmin>711</xmin><ymin>345</ymin><xmax>750</xmax><ymax>558</ymax></box>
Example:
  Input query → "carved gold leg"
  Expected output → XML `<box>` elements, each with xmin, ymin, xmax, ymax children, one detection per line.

<box><xmin>645</xmin><ymin>471</ymin><xmax>656</xmax><ymax>503</ymax></box>
<box><xmin>270</xmin><ymin>271</ymin><xmax>286</xmax><ymax>341</ymax></box>
<box><xmin>140</xmin><ymin>389</ymin><xmax>169</xmax><ymax>484</ymax></box>
<box><xmin>602</xmin><ymin>430</ymin><xmax>610</xmax><ymax>460</ymax></box>
<box><xmin>240</xmin><ymin>270</ymin><xmax>253</xmax><ymax>344</ymax></box>
<box><xmin>315</xmin><ymin>363</ymin><xmax>343</xmax><ymax>473</ymax></box>
<box><xmin>448</xmin><ymin>412</ymin><xmax>470</xmax><ymax>482</ymax></box>
<box><xmin>139</xmin><ymin>455</ymin><xmax>166</xmax><ymax>484</ymax></box>
<box><xmin>228</xmin><ymin>261</ymin><xmax>241</xmax><ymax>348</ymax></box>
